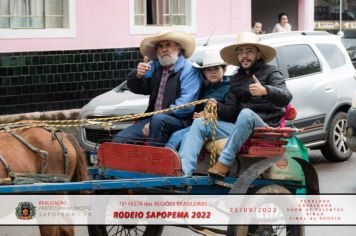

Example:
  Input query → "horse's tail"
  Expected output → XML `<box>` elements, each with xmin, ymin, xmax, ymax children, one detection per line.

<box><xmin>66</xmin><ymin>134</ymin><xmax>89</xmax><ymax>182</ymax></box>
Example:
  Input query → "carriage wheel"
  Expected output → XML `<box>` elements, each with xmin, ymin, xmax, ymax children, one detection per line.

<box><xmin>87</xmin><ymin>190</ymin><xmax>164</xmax><ymax>236</ymax></box>
<box><xmin>87</xmin><ymin>225</ymin><xmax>164</xmax><ymax>236</ymax></box>
<box><xmin>226</xmin><ymin>185</ymin><xmax>305</xmax><ymax>236</ymax></box>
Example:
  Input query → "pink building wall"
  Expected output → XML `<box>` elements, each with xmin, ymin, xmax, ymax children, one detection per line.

<box><xmin>298</xmin><ymin>0</ymin><xmax>314</xmax><ymax>31</ymax></box>
<box><xmin>0</xmin><ymin>0</ymin><xmax>137</xmax><ymax>53</ymax></box>
<box><xmin>0</xmin><ymin>0</ymin><xmax>259</xmax><ymax>53</ymax></box>
<box><xmin>196</xmin><ymin>0</ymin><xmax>251</xmax><ymax>36</ymax></box>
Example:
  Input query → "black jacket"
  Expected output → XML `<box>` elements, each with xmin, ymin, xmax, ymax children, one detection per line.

<box><xmin>127</xmin><ymin>67</ymin><xmax>182</xmax><ymax>114</ymax></box>
<box><xmin>217</xmin><ymin>60</ymin><xmax>292</xmax><ymax>127</ymax></box>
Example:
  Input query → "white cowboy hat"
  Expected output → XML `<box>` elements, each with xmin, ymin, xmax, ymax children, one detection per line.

<box><xmin>193</xmin><ymin>50</ymin><xmax>227</xmax><ymax>69</ymax></box>
<box><xmin>220</xmin><ymin>32</ymin><xmax>276</xmax><ymax>65</ymax></box>
<box><xmin>140</xmin><ymin>31</ymin><xmax>195</xmax><ymax>59</ymax></box>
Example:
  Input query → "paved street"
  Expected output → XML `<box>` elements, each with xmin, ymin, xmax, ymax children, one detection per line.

<box><xmin>0</xmin><ymin>150</ymin><xmax>356</xmax><ymax>235</ymax></box>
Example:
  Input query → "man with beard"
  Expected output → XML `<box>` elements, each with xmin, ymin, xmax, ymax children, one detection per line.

<box><xmin>114</xmin><ymin>31</ymin><xmax>202</xmax><ymax>146</ymax></box>
<box><xmin>178</xmin><ymin>32</ymin><xmax>292</xmax><ymax>177</ymax></box>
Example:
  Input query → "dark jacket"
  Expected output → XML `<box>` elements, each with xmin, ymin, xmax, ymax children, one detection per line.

<box><xmin>196</xmin><ymin>76</ymin><xmax>230</xmax><ymax>112</ymax></box>
<box><xmin>127</xmin><ymin>55</ymin><xmax>202</xmax><ymax>120</ymax></box>
<box><xmin>217</xmin><ymin>60</ymin><xmax>292</xmax><ymax>127</ymax></box>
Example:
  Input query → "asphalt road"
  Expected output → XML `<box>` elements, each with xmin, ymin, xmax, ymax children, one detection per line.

<box><xmin>0</xmin><ymin>150</ymin><xmax>355</xmax><ymax>235</ymax></box>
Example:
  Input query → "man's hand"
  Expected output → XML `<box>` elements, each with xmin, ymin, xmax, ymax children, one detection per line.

<box><xmin>136</xmin><ymin>56</ymin><xmax>151</xmax><ymax>79</ymax></box>
<box><xmin>142</xmin><ymin>122</ymin><xmax>150</xmax><ymax>137</ymax></box>
<box><xmin>193</xmin><ymin>111</ymin><xmax>205</xmax><ymax>119</ymax></box>
<box><xmin>207</xmin><ymin>98</ymin><xmax>217</xmax><ymax>107</ymax></box>
<box><xmin>249</xmin><ymin>74</ymin><xmax>267</xmax><ymax>96</ymax></box>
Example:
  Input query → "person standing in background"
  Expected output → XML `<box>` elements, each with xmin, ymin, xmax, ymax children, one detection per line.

<box><xmin>252</xmin><ymin>21</ymin><xmax>264</xmax><ymax>34</ymax></box>
<box><xmin>272</xmin><ymin>13</ymin><xmax>292</xmax><ymax>33</ymax></box>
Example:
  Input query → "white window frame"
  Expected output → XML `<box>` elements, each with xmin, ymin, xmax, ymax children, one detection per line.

<box><xmin>0</xmin><ymin>0</ymin><xmax>75</xmax><ymax>39</ymax></box>
<box><xmin>129</xmin><ymin>0</ymin><xmax>196</xmax><ymax>34</ymax></box>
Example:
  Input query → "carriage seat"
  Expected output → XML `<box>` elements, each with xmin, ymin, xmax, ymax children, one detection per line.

<box><xmin>97</xmin><ymin>105</ymin><xmax>297</xmax><ymax>177</ymax></box>
<box><xmin>203</xmin><ymin>105</ymin><xmax>297</xmax><ymax>157</ymax></box>
<box><xmin>98</xmin><ymin>142</ymin><xmax>183</xmax><ymax>176</ymax></box>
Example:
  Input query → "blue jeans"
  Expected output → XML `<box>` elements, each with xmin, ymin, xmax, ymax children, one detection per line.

<box><xmin>165</xmin><ymin>126</ymin><xmax>191</xmax><ymax>151</ymax></box>
<box><xmin>179</xmin><ymin>108</ymin><xmax>267</xmax><ymax>176</ymax></box>
<box><xmin>113</xmin><ymin>114</ymin><xmax>185</xmax><ymax>146</ymax></box>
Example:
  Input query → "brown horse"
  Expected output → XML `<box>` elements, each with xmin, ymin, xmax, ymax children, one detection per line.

<box><xmin>0</xmin><ymin>126</ymin><xmax>89</xmax><ymax>236</ymax></box>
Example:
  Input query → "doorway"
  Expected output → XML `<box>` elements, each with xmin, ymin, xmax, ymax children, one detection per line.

<box><xmin>252</xmin><ymin>0</ymin><xmax>298</xmax><ymax>33</ymax></box>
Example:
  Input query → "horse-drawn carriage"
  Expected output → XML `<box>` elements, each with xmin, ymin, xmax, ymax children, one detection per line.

<box><xmin>0</xmin><ymin>102</ymin><xmax>319</xmax><ymax>236</ymax></box>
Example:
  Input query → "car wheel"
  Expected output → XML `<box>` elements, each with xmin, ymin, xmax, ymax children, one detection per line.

<box><xmin>321</xmin><ymin>111</ymin><xmax>352</xmax><ymax>162</ymax></box>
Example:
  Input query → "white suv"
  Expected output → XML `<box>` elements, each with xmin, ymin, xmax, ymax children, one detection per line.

<box><xmin>79</xmin><ymin>31</ymin><xmax>356</xmax><ymax>162</ymax></box>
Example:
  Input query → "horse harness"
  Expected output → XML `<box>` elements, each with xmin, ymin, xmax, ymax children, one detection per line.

<box><xmin>0</xmin><ymin>126</ymin><xmax>70</xmax><ymax>183</ymax></box>
<box><xmin>0</xmin><ymin>154</ymin><xmax>14</xmax><ymax>183</ymax></box>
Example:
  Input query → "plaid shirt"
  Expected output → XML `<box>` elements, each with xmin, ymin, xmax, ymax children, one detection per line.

<box><xmin>154</xmin><ymin>66</ymin><xmax>174</xmax><ymax>111</ymax></box>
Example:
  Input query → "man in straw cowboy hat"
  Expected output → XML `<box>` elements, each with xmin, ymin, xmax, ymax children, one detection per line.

<box><xmin>165</xmin><ymin>50</ymin><xmax>230</xmax><ymax>151</ymax></box>
<box><xmin>114</xmin><ymin>31</ymin><xmax>202</xmax><ymax>146</ymax></box>
<box><xmin>179</xmin><ymin>32</ymin><xmax>292</xmax><ymax>177</ymax></box>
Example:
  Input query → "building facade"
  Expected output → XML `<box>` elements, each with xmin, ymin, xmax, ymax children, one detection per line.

<box><xmin>0</xmin><ymin>0</ymin><xmax>352</xmax><ymax>116</ymax></box>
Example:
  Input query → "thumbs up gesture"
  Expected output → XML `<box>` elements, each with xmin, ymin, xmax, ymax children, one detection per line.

<box><xmin>249</xmin><ymin>74</ymin><xmax>267</xmax><ymax>96</ymax></box>
<box><xmin>136</xmin><ymin>56</ymin><xmax>151</xmax><ymax>79</ymax></box>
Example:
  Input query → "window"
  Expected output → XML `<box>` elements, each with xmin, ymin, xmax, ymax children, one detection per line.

<box><xmin>0</xmin><ymin>0</ymin><xmax>64</xmax><ymax>28</ymax></box>
<box><xmin>276</xmin><ymin>45</ymin><xmax>322</xmax><ymax>79</ymax></box>
<box><xmin>316</xmin><ymin>44</ymin><xmax>346</xmax><ymax>69</ymax></box>
<box><xmin>130</xmin><ymin>0</ymin><xmax>196</xmax><ymax>34</ymax></box>
<box><xmin>268</xmin><ymin>57</ymin><xmax>279</xmax><ymax>68</ymax></box>
<box><xmin>0</xmin><ymin>0</ymin><xmax>75</xmax><ymax>38</ymax></box>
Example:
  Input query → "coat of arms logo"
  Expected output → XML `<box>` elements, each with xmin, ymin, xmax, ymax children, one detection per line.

<box><xmin>15</xmin><ymin>202</ymin><xmax>36</xmax><ymax>220</ymax></box>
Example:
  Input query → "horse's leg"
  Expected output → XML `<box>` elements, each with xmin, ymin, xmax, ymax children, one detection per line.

<box><xmin>59</xmin><ymin>226</ymin><xmax>75</xmax><ymax>236</ymax></box>
<box><xmin>39</xmin><ymin>225</ymin><xmax>74</xmax><ymax>236</ymax></box>
<box><xmin>39</xmin><ymin>225</ymin><xmax>60</xmax><ymax>236</ymax></box>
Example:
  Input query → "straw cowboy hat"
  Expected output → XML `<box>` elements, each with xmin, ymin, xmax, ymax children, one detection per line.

<box><xmin>220</xmin><ymin>32</ymin><xmax>276</xmax><ymax>65</ymax></box>
<box><xmin>140</xmin><ymin>31</ymin><xmax>195</xmax><ymax>59</ymax></box>
<box><xmin>193</xmin><ymin>50</ymin><xmax>227</xmax><ymax>69</ymax></box>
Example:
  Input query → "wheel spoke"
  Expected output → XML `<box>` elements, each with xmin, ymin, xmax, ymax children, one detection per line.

<box><xmin>120</xmin><ymin>227</ymin><xmax>127</xmax><ymax>236</ymax></box>
<box><xmin>340</xmin><ymin>142</ymin><xmax>349</xmax><ymax>154</ymax></box>
<box><xmin>133</xmin><ymin>227</ymin><xmax>143</xmax><ymax>235</ymax></box>
<box><xmin>342</xmin><ymin>143</ymin><xmax>347</xmax><ymax>153</ymax></box>
<box><xmin>335</xmin><ymin>126</ymin><xmax>342</xmax><ymax>134</ymax></box>
<box><xmin>106</xmin><ymin>226</ymin><xmax>118</xmax><ymax>235</ymax></box>
<box><xmin>335</xmin><ymin>120</ymin><xmax>345</xmax><ymax>134</ymax></box>
<box><xmin>334</xmin><ymin>130</ymin><xmax>342</xmax><ymax>137</ymax></box>
<box><xmin>273</xmin><ymin>225</ymin><xmax>286</xmax><ymax>235</ymax></box>
<box><xmin>335</xmin><ymin>135</ymin><xmax>341</xmax><ymax>146</ymax></box>
<box><xmin>333</xmin><ymin>118</ymin><xmax>350</xmax><ymax>154</ymax></box>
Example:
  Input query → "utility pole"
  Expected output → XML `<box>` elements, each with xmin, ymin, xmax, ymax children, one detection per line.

<box><xmin>338</xmin><ymin>0</ymin><xmax>344</xmax><ymax>37</ymax></box>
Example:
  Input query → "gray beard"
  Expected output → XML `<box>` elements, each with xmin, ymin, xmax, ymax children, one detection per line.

<box><xmin>158</xmin><ymin>53</ymin><xmax>179</xmax><ymax>67</ymax></box>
